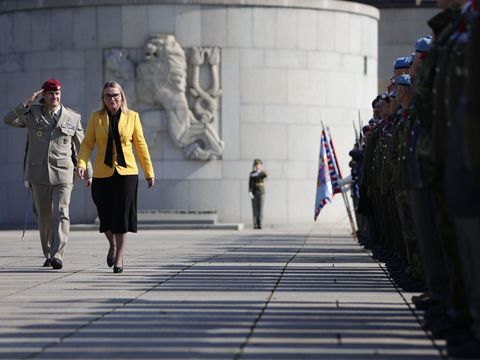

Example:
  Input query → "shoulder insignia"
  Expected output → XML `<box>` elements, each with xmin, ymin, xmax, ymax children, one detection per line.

<box><xmin>64</xmin><ymin>106</ymin><xmax>81</xmax><ymax>115</ymax></box>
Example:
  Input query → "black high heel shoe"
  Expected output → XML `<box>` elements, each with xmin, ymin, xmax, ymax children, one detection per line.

<box><xmin>113</xmin><ymin>258</ymin><xmax>124</xmax><ymax>273</ymax></box>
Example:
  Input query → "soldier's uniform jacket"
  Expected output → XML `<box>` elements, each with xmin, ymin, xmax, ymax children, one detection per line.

<box><xmin>464</xmin><ymin>10</ymin><xmax>480</xmax><ymax>171</ymax></box>
<box><xmin>375</xmin><ymin>117</ymin><xmax>396</xmax><ymax>195</ymax></box>
<box><xmin>391</xmin><ymin>108</ymin><xmax>412</xmax><ymax>191</ymax></box>
<box><xmin>412</xmin><ymin>5</ymin><xmax>461</xmax><ymax>187</ymax></box>
<box><xmin>3</xmin><ymin>103</ymin><xmax>91</xmax><ymax>185</ymax></box>
<box><xmin>406</xmin><ymin>105</ymin><xmax>423</xmax><ymax>189</ymax></box>
<box><xmin>361</xmin><ymin>120</ymin><xmax>384</xmax><ymax>191</ymax></box>
<box><xmin>414</xmin><ymin>5</ymin><xmax>461</xmax><ymax>125</ymax></box>
<box><xmin>249</xmin><ymin>171</ymin><xmax>267</xmax><ymax>195</ymax></box>
<box><xmin>432</xmin><ymin>8</ymin><xmax>472</xmax><ymax>179</ymax></box>
<box><xmin>444</xmin><ymin>3</ymin><xmax>480</xmax><ymax>217</ymax></box>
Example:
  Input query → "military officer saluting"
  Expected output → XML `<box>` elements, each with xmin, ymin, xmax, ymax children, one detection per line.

<box><xmin>3</xmin><ymin>79</ymin><xmax>92</xmax><ymax>270</ymax></box>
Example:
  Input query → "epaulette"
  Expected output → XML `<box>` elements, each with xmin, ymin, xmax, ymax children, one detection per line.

<box><xmin>64</xmin><ymin>106</ymin><xmax>81</xmax><ymax>115</ymax></box>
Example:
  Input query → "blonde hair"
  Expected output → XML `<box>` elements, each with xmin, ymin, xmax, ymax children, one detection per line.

<box><xmin>100</xmin><ymin>80</ymin><xmax>129</xmax><ymax>114</ymax></box>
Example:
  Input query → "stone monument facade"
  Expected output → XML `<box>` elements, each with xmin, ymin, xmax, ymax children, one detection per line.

<box><xmin>105</xmin><ymin>34</ymin><xmax>224</xmax><ymax>160</ymax></box>
<box><xmin>0</xmin><ymin>0</ymin><xmax>379</xmax><ymax>229</ymax></box>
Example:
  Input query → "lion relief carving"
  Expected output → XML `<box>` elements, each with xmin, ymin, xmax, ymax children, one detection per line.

<box><xmin>104</xmin><ymin>34</ymin><xmax>224</xmax><ymax>160</ymax></box>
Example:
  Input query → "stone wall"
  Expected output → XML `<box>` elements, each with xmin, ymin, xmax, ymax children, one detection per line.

<box><xmin>378</xmin><ymin>7</ymin><xmax>438</xmax><ymax>90</ymax></box>
<box><xmin>0</xmin><ymin>0</ymin><xmax>379</xmax><ymax>228</ymax></box>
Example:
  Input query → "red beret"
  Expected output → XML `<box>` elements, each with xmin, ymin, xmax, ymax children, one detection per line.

<box><xmin>42</xmin><ymin>79</ymin><xmax>62</xmax><ymax>92</ymax></box>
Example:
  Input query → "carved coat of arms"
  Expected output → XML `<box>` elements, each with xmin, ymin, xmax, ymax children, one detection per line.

<box><xmin>104</xmin><ymin>34</ymin><xmax>224</xmax><ymax>160</ymax></box>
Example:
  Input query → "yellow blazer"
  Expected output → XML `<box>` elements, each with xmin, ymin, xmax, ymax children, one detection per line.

<box><xmin>78</xmin><ymin>109</ymin><xmax>154</xmax><ymax>179</ymax></box>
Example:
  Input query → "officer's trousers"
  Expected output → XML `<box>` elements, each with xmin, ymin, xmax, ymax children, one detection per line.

<box><xmin>395</xmin><ymin>189</ymin><xmax>421</xmax><ymax>276</ymax></box>
<box><xmin>251</xmin><ymin>193</ymin><xmax>264</xmax><ymax>228</ymax></box>
<box><xmin>352</xmin><ymin>195</ymin><xmax>369</xmax><ymax>243</ymax></box>
<box><xmin>410</xmin><ymin>189</ymin><xmax>449</xmax><ymax>303</ymax></box>
<box><xmin>372</xmin><ymin>190</ymin><xmax>386</xmax><ymax>248</ymax></box>
<box><xmin>455</xmin><ymin>216</ymin><xmax>480</xmax><ymax>338</ymax></box>
<box><xmin>31</xmin><ymin>183</ymin><xmax>73</xmax><ymax>261</ymax></box>
<box><xmin>432</xmin><ymin>182</ymin><xmax>471</xmax><ymax>323</ymax></box>
<box><xmin>381</xmin><ymin>191</ymin><xmax>404</xmax><ymax>258</ymax></box>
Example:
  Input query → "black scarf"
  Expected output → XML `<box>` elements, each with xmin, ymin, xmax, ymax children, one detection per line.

<box><xmin>104</xmin><ymin>111</ymin><xmax>127</xmax><ymax>168</ymax></box>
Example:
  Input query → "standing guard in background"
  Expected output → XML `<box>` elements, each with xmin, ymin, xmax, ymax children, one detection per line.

<box><xmin>249</xmin><ymin>159</ymin><xmax>267</xmax><ymax>229</ymax></box>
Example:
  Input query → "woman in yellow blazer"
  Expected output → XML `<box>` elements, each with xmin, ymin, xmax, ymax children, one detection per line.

<box><xmin>77</xmin><ymin>81</ymin><xmax>154</xmax><ymax>273</ymax></box>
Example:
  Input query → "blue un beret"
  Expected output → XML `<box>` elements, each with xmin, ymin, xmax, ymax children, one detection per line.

<box><xmin>393</xmin><ymin>56</ymin><xmax>412</xmax><ymax>69</ymax></box>
<box><xmin>415</xmin><ymin>35</ymin><xmax>433</xmax><ymax>53</ymax></box>
<box><xmin>396</xmin><ymin>74</ymin><xmax>411</xmax><ymax>86</ymax></box>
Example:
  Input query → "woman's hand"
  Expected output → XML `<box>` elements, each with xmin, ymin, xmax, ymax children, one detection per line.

<box><xmin>77</xmin><ymin>167</ymin><xmax>85</xmax><ymax>179</ymax></box>
<box><xmin>146</xmin><ymin>178</ymin><xmax>155</xmax><ymax>188</ymax></box>
<box><xmin>77</xmin><ymin>168</ymin><xmax>91</xmax><ymax>187</ymax></box>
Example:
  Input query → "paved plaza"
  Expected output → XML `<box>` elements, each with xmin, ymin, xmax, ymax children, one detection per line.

<box><xmin>0</xmin><ymin>227</ymin><xmax>444</xmax><ymax>359</ymax></box>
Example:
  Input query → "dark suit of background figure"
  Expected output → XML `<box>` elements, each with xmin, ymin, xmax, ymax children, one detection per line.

<box><xmin>249</xmin><ymin>169</ymin><xmax>267</xmax><ymax>229</ymax></box>
<box><xmin>444</xmin><ymin>3</ymin><xmax>480</xmax><ymax>345</ymax></box>
<box><xmin>3</xmin><ymin>82</ymin><xmax>92</xmax><ymax>268</ymax></box>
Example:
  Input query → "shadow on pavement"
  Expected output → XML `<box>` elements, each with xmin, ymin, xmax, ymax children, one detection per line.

<box><xmin>0</xmin><ymin>232</ymin><xmax>443</xmax><ymax>359</ymax></box>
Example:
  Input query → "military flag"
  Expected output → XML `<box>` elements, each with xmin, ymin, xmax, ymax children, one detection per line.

<box><xmin>325</xmin><ymin>128</ymin><xmax>343</xmax><ymax>195</ymax></box>
<box><xmin>314</xmin><ymin>129</ymin><xmax>334</xmax><ymax>220</ymax></box>
<box><xmin>314</xmin><ymin>127</ymin><xmax>344</xmax><ymax>221</ymax></box>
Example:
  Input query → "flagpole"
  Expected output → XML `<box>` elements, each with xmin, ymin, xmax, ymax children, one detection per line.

<box><xmin>326</xmin><ymin>126</ymin><xmax>357</xmax><ymax>240</ymax></box>
<box><xmin>326</xmin><ymin>127</ymin><xmax>342</xmax><ymax>178</ymax></box>
<box><xmin>341</xmin><ymin>184</ymin><xmax>358</xmax><ymax>241</ymax></box>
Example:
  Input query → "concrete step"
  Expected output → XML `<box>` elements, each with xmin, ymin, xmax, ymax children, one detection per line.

<box><xmin>93</xmin><ymin>210</ymin><xmax>219</xmax><ymax>225</ymax></box>
<box><xmin>136</xmin><ymin>210</ymin><xmax>219</xmax><ymax>224</ymax></box>
<box><xmin>73</xmin><ymin>210</ymin><xmax>244</xmax><ymax>231</ymax></box>
<box><xmin>72</xmin><ymin>222</ymin><xmax>244</xmax><ymax>231</ymax></box>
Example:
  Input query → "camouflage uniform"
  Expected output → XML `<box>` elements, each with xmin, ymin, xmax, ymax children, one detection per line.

<box><xmin>376</xmin><ymin>114</ymin><xmax>404</xmax><ymax>259</ymax></box>
<box><xmin>359</xmin><ymin>121</ymin><xmax>384</xmax><ymax>250</ymax></box>
<box><xmin>391</xmin><ymin>105</ymin><xmax>422</xmax><ymax>278</ymax></box>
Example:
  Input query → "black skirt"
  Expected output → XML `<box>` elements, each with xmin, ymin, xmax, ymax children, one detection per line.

<box><xmin>91</xmin><ymin>171</ymin><xmax>138</xmax><ymax>234</ymax></box>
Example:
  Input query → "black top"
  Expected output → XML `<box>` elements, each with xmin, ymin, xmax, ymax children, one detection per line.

<box><xmin>104</xmin><ymin>111</ymin><xmax>126</xmax><ymax>168</ymax></box>
<box><xmin>249</xmin><ymin>171</ymin><xmax>267</xmax><ymax>195</ymax></box>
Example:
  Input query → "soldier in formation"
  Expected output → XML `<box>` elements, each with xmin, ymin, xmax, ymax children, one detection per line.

<box><xmin>349</xmin><ymin>0</ymin><xmax>480</xmax><ymax>357</ymax></box>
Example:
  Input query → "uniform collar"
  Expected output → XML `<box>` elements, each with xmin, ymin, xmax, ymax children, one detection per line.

<box><xmin>48</xmin><ymin>105</ymin><xmax>61</xmax><ymax>118</ymax></box>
